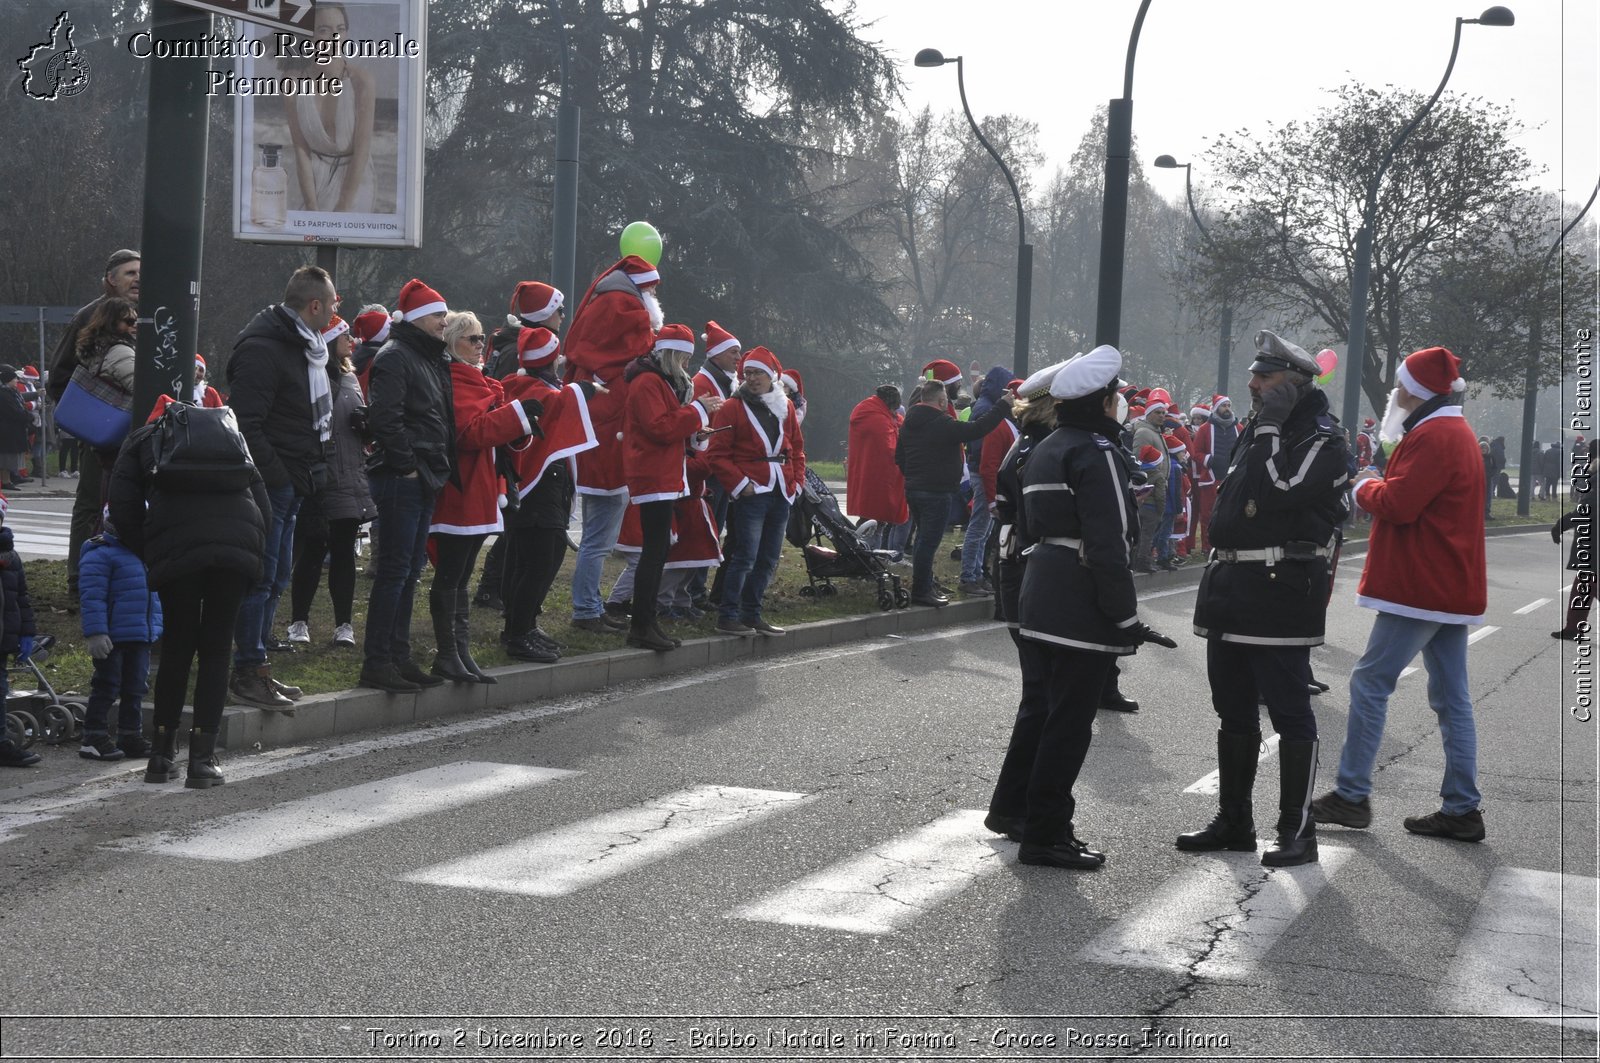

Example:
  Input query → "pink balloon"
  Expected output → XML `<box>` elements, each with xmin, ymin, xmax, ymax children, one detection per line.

<box><xmin>1315</xmin><ymin>349</ymin><xmax>1339</xmax><ymax>375</ymax></box>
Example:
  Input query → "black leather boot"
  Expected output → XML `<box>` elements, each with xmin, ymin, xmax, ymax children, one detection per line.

<box><xmin>627</xmin><ymin>619</ymin><xmax>678</xmax><ymax>653</ymax></box>
<box><xmin>185</xmin><ymin>728</ymin><xmax>224</xmax><ymax>790</ymax></box>
<box><xmin>1177</xmin><ymin>730</ymin><xmax>1260</xmax><ymax>851</ymax></box>
<box><xmin>428</xmin><ymin>587</ymin><xmax>476</xmax><ymax>682</ymax></box>
<box><xmin>1262</xmin><ymin>739</ymin><xmax>1319</xmax><ymax>867</ymax></box>
<box><xmin>454</xmin><ymin>588</ymin><xmax>495</xmax><ymax>684</ymax></box>
<box><xmin>145</xmin><ymin>725</ymin><xmax>181</xmax><ymax>784</ymax></box>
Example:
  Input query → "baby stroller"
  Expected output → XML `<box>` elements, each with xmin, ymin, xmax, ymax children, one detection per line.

<box><xmin>4</xmin><ymin>635</ymin><xmax>86</xmax><ymax>750</ymax></box>
<box><xmin>786</xmin><ymin>470</ymin><xmax>909</xmax><ymax>611</ymax></box>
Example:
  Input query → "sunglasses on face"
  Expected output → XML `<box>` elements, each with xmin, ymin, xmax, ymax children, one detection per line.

<box><xmin>467</xmin><ymin>335</ymin><xmax>486</xmax><ymax>344</ymax></box>
<box><xmin>120</xmin><ymin>317</ymin><xmax>137</xmax><ymax>326</ymax></box>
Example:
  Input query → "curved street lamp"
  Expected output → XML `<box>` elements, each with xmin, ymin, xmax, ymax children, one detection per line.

<box><xmin>1093</xmin><ymin>0</ymin><xmax>1154</xmax><ymax>349</ymax></box>
<box><xmin>1340</xmin><ymin>5</ymin><xmax>1515</xmax><ymax>436</ymax></box>
<box><xmin>1155</xmin><ymin>153</ymin><xmax>1233</xmax><ymax>396</ymax></box>
<box><xmin>914</xmin><ymin>47</ymin><xmax>1032</xmax><ymax>379</ymax></box>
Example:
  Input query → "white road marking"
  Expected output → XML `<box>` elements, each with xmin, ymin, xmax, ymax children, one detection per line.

<box><xmin>404</xmin><ymin>784</ymin><xmax>809</xmax><ymax>897</ymax></box>
<box><xmin>1080</xmin><ymin>846</ymin><xmax>1352</xmax><ymax>976</ymax></box>
<box><xmin>1468</xmin><ymin>625</ymin><xmax>1500</xmax><ymax>645</ymax></box>
<box><xmin>110</xmin><ymin>762</ymin><xmax>572</xmax><ymax>861</ymax></box>
<box><xmin>1441</xmin><ymin>868</ymin><xmax>1598</xmax><ymax>1029</ymax></box>
<box><xmin>1185</xmin><ymin>733</ymin><xmax>1281</xmax><ymax>795</ymax></box>
<box><xmin>0</xmin><ymin>812</ymin><xmax>58</xmax><ymax>845</ymax></box>
<box><xmin>1514</xmin><ymin>598</ymin><xmax>1552</xmax><ymax>615</ymax></box>
<box><xmin>732</xmin><ymin>810</ymin><xmax>1007</xmax><ymax>935</ymax></box>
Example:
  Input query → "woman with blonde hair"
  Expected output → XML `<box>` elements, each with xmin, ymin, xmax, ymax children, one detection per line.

<box><xmin>427</xmin><ymin>310</ymin><xmax>539</xmax><ymax>682</ymax></box>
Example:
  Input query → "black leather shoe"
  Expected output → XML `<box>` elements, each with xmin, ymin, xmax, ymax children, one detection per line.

<box><xmin>358</xmin><ymin>663</ymin><xmax>421</xmax><ymax>693</ymax></box>
<box><xmin>910</xmin><ymin>593</ymin><xmax>949</xmax><ymax>608</ymax></box>
<box><xmin>1018</xmin><ymin>835</ymin><xmax>1106</xmax><ymax>869</ymax></box>
<box><xmin>571</xmin><ymin>616</ymin><xmax>621</xmax><ymax>635</ymax></box>
<box><xmin>502</xmin><ymin>637</ymin><xmax>559</xmax><ymax>663</ymax></box>
<box><xmin>395</xmin><ymin>660</ymin><xmax>445</xmax><ymax>688</ymax></box>
<box><xmin>627</xmin><ymin>622</ymin><xmax>678</xmax><ymax>653</ymax></box>
<box><xmin>983</xmin><ymin>812</ymin><xmax>1024</xmax><ymax>842</ymax></box>
<box><xmin>1099</xmin><ymin>692</ymin><xmax>1139</xmax><ymax>713</ymax></box>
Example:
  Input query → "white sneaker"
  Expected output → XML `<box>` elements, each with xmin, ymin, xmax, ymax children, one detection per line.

<box><xmin>286</xmin><ymin>620</ymin><xmax>311</xmax><ymax>644</ymax></box>
<box><xmin>332</xmin><ymin>623</ymin><xmax>356</xmax><ymax>647</ymax></box>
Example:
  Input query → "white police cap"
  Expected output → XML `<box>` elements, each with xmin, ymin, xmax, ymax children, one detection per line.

<box><xmin>1049</xmin><ymin>344</ymin><xmax>1124</xmax><ymax>400</ymax></box>
<box><xmin>1018</xmin><ymin>357</ymin><xmax>1074</xmax><ymax>400</ymax></box>
<box><xmin>1250</xmin><ymin>330</ymin><xmax>1319</xmax><ymax>376</ymax></box>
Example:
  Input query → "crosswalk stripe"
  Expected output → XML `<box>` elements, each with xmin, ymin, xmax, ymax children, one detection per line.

<box><xmin>1186</xmin><ymin>734</ymin><xmax>1281</xmax><ymax>795</ymax></box>
<box><xmin>403</xmin><ymin>784</ymin><xmax>810</xmax><ymax>897</ymax></box>
<box><xmin>0</xmin><ymin>812</ymin><xmax>59</xmax><ymax>846</ymax></box>
<box><xmin>110</xmin><ymin>762</ymin><xmax>573</xmax><ymax>861</ymax></box>
<box><xmin>1515</xmin><ymin>598</ymin><xmax>1553</xmax><ymax>615</ymax></box>
<box><xmin>1467</xmin><ymin>625</ymin><xmax>1499</xmax><ymax>644</ymax></box>
<box><xmin>1441</xmin><ymin>868</ymin><xmax>1598</xmax><ymax>1028</ymax></box>
<box><xmin>1080</xmin><ymin>846</ymin><xmax>1353</xmax><ymax>976</ymax></box>
<box><xmin>731</xmin><ymin>810</ymin><xmax>1006</xmax><ymax>935</ymax></box>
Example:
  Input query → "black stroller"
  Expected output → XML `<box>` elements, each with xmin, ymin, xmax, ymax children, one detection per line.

<box><xmin>786</xmin><ymin>470</ymin><xmax>909</xmax><ymax>610</ymax></box>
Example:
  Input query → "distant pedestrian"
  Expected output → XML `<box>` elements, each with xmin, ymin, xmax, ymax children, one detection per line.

<box><xmin>846</xmin><ymin>385</ymin><xmax>909</xmax><ymax>552</ymax></box>
<box><xmin>1313</xmin><ymin>346</ymin><xmax>1489</xmax><ymax>843</ymax></box>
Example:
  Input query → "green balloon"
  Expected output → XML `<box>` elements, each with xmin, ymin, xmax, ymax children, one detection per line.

<box><xmin>619</xmin><ymin>221</ymin><xmax>663</xmax><ymax>267</ymax></box>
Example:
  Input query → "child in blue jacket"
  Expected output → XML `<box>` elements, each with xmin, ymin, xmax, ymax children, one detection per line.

<box><xmin>78</xmin><ymin>513</ymin><xmax>162</xmax><ymax>761</ymax></box>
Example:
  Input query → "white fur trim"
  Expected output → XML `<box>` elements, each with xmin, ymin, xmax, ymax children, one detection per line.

<box><xmin>627</xmin><ymin>267</ymin><xmax>660</xmax><ymax>287</ymax></box>
<box><xmin>1356</xmin><ymin>595</ymin><xmax>1485</xmax><ymax>626</ymax></box>
<box><xmin>403</xmin><ymin>300</ymin><xmax>447</xmax><ymax>321</ymax></box>
<box><xmin>511</xmin><ymin>401</ymin><xmax>534</xmax><ymax>437</ymax></box>
<box><xmin>706</xmin><ymin>337</ymin><xmax>739</xmax><ymax>357</ymax></box>
<box><xmin>654</xmin><ymin>338</ymin><xmax>695</xmax><ymax>354</ymax></box>
<box><xmin>321</xmin><ymin>319</ymin><xmax>350</xmax><ymax>343</ymax></box>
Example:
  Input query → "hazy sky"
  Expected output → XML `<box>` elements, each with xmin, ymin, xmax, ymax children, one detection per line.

<box><xmin>849</xmin><ymin>0</ymin><xmax>1597</xmax><ymax>210</ymax></box>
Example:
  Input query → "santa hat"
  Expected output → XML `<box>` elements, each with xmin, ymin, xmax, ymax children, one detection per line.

<box><xmin>740</xmin><ymin>346</ymin><xmax>783</xmax><ymax>381</ymax></box>
<box><xmin>780</xmin><ymin>369</ymin><xmax>804</xmax><ymax>396</ymax></box>
<box><xmin>517</xmin><ymin>327</ymin><xmax>560</xmax><ymax>369</ymax></box>
<box><xmin>1129</xmin><ymin>401</ymin><xmax>1147</xmax><ymax>418</ymax></box>
<box><xmin>703</xmin><ymin>321</ymin><xmax>740</xmax><ymax>358</ymax></box>
<box><xmin>1144</xmin><ymin>387</ymin><xmax>1173</xmax><ymax>415</ymax></box>
<box><xmin>1397</xmin><ymin>345</ymin><xmax>1465</xmax><ymax>400</ymax></box>
<box><xmin>619</xmin><ymin>254</ymin><xmax>660</xmax><ymax>290</ymax></box>
<box><xmin>396</xmin><ymin>279</ymin><xmax>447</xmax><ymax>322</ymax></box>
<box><xmin>194</xmin><ymin>353</ymin><xmax>207</xmax><ymax>370</ymax></box>
<box><xmin>1213</xmin><ymin>394</ymin><xmax>1231</xmax><ymax>408</ymax></box>
<box><xmin>653</xmin><ymin>323</ymin><xmax>696</xmax><ymax>356</ymax></box>
<box><xmin>1190</xmin><ymin>401</ymin><xmax>1211</xmax><ymax>420</ymax></box>
<box><xmin>509</xmin><ymin>281</ymin><xmax>564</xmax><ymax>325</ymax></box>
<box><xmin>921</xmin><ymin>359</ymin><xmax>963</xmax><ymax>386</ymax></box>
<box><xmin>353</xmin><ymin>309</ymin><xmax>391</xmax><ymax>346</ymax></box>
<box><xmin>1163</xmin><ymin>433</ymin><xmax>1189</xmax><ymax>458</ymax></box>
<box><xmin>1363</xmin><ymin>417</ymin><xmax>1376</xmax><ymax>429</ymax></box>
<box><xmin>19</xmin><ymin>365</ymin><xmax>39</xmax><ymax>379</ymax></box>
<box><xmin>1137</xmin><ymin>445</ymin><xmax>1163</xmax><ymax>468</ymax></box>
<box><xmin>321</xmin><ymin>315</ymin><xmax>350</xmax><ymax>344</ymax></box>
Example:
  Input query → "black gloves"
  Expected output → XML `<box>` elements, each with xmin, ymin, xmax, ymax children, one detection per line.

<box><xmin>1552</xmin><ymin>523</ymin><xmax>1564</xmax><ymax>543</ymax></box>
<box><xmin>1129</xmin><ymin>621</ymin><xmax>1178</xmax><ymax>649</ymax></box>
<box><xmin>518</xmin><ymin>397</ymin><xmax>545</xmax><ymax>423</ymax></box>
<box><xmin>576</xmin><ymin>381</ymin><xmax>598</xmax><ymax>400</ymax></box>
<box><xmin>1255</xmin><ymin>379</ymin><xmax>1299</xmax><ymax>429</ymax></box>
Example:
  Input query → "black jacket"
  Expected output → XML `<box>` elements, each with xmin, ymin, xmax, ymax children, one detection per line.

<box><xmin>1193</xmin><ymin>388</ymin><xmax>1351</xmax><ymax>646</ymax></box>
<box><xmin>0</xmin><ymin>528</ymin><xmax>36</xmax><ymax>655</ymax></box>
<box><xmin>108</xmin><ymin>422</ymin><xmax>270</xmax><ymax>591</ymax></box>
<box><xmin>227</xmin><ymin>305</ymin><xmax>327</xmax><ymax>495</ymax></box>
<box><xmin>46</xmin><ymin>297</ymin><xmax>101</xmax><ymax>404</ymax></box>
<box><xmin>486</xmin><ymin>324</ymin><xmax>522</xmax><ymax>382</ymax></box>
<box><xmin>1017</xmin><ymin>421</ymin><xmax>1141</xmax><ymax>655</ymax></box>
<box><xmin>365</xmin><ymin>321</ymin><xmax>457</xmax><ymax>491</ymax></box>
<box><xmin>993</xmin><ymin>419</ymin><xmax>1052</xmax><ymax>629</ymax></box>
<box><xmin>0</xmin><ymin>386</ymin><xmax>32</xmax><ymax>453</ymax></box>
<box><xmin>895</xmin><ymin>402</ymin><xmax>1006</xmax><ymax>493</ymax></box>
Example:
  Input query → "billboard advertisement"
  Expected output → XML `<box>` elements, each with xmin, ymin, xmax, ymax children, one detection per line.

<box><xmin>231</xmin><ymin>0</ymin><xmax>425</xmax><ymax>248</ymax></box>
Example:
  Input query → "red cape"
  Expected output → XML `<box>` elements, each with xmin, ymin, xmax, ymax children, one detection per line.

<box><xmin>846</xmin><ymin>394</ymin><xmax>907</xmax><ymax>524</ymax></box>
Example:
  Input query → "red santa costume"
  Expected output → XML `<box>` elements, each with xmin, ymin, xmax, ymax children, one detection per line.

<box><xmin>500</xmin><ymin>328</ymin><xmax>598</xmax><ymax>501</ymax></box>
<box><xmin>1353</xmin><ymin>347</ymin><xmax>1487</xmax><ymax>623</ymax></box>
<box><xmin>846</xmin><ymin>389</ymin><xmax>908</xmax><ymax>526</ymax></box>
<box><xmin>977</xmin><ymin>378</ymin><xmax>1024</xmax><ymax>513</ymax></box>
<box><xmin>563</xmin><ymin>255</ymin><xmax>661</xmax><ymax>498</ymax></box>
<box><xmin>1184</xmin><ymin>401</ymin><xmax>1212</xmax><ymax>552</ymax></box>
<box><xmin>623</xmin><ymin>324</ymin><xmax>715</xmax><ymax>504</ymax></box>
<box><xmin>708</xmin><ymin>346</ymin><xmax>805</xmax><ymax>502</ymax></box>
<box><xmin>429</xmin><ymin>359</ymin><xmax>533</xmax><ymax>537</ymax></box>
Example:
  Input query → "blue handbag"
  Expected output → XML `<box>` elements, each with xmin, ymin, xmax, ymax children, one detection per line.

<box><xmin>54</xmin><ymin>366</ymin><xmax>132</xmax><ymax>451</ymax></box>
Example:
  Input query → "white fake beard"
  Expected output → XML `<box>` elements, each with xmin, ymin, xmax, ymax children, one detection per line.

<box><xmin>1377</xmin><ymin>387</ymin><xmax>1412</xmax><ymax>445</ymax></box>
<box><xmin>641</xmin><ymin>288</ymin><xmax>664</xmax><ymax>331</ymax></box>
<box><xmin>192</xmin><ymin>382</ymin><xmax>205</xmax><ymax>403</ymax></box>
<box><xmin>757</xmin><ymin>384</ymin><xmax>790</xmax><ymax>422</ymax></box>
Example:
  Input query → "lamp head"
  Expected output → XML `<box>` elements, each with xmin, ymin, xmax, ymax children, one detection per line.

<box><xmin>1470</xmin><ymin>5</ymin><xmax>1514</xmax><ymax>25</ymax></box>
<box><xmin>914</xmin><ymin>48</ymin><xmax>952</xmax><ymax>67</ymax></box>
<box><xmin>1153</xmin><ymin>155</ymin><xmax>1184</xmax><ymax>169</ymax></box>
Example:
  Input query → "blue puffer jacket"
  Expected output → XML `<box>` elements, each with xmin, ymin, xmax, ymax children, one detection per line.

<box><xmin>79</xmin><ymin>533</ymin><xmax>163</xmax><ymax>644</ymax></box>
<box><xmin>0</xmin><ymin>527</ymin><xmax>35</xmax><ymax>655</ymax></box>
<box><xmin>967</xmin><ymin>365</ymin><xmax>1016</xmax><ymax>471</ymax></box>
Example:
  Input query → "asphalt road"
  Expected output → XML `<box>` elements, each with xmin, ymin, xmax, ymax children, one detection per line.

<box><xmin>0</xmin><ymin>531</ymin><xmax>1591</xmax><ymax>1061</ymax></box>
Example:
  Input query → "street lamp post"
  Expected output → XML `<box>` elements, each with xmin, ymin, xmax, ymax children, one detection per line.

<box><xmin>551</xmin><ymin>19</ymin><xmax>581</xmax><ymax>325</ymax></box>
<box><xmin>914</xmin><ymin>48</ymin><xmax>1032</xmax><ymax>380</ymax></box>
<box><xmin>1340</xmin><ymin>6</ymin><xmax>1514</xmax><ymax>435</ymax></box>
<box><xmin>1093</xmin><ymin>0</ymin><xmax>1154</xmax><ymax>349</ymax></box>
<box><xmin>1155</xmin><ymin>154</ymin><xmax>1233</xmax><ymax>397</ymax></box>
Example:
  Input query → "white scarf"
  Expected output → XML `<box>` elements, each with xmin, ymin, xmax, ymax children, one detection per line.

<box><xmin>290</xmin><ymin>310</ymin><xmax>333</xmax><ymax>442</ymax></box>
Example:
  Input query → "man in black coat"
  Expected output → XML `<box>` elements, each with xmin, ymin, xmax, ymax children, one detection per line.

<box><xmin>47</xmin><ymin>249</ymin><xmax>140</xmax><ymax>596</ymax></box>
<box><xmin>358</xmin><ymin>278</ymin><xmax>458</xmax><ymax>693</ymax></box>
<box><xmin>1181</xmin><ymin>330</ymin><xmax>1352</xmax><ymax>869</ymax></box>
<box><xmin>224</xmin><ymin>265</ymin><xmax>338</xmax><ymax>709</ymax></box>
<box><xmin>895</xmin><ymin>379</ymin><xmax>1011</xmax><ymax>607</ymax></box>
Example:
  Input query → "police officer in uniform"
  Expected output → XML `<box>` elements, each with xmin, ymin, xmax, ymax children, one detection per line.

<box><xmin>1001</xmin><ymin>346</ymin><xmax>1177</xmax><ymax>870</ymax></box>
<box><xmin>1180</xmin><ymin>331</ymin><xmax>1352</xmax><ymax>867</ymax></box>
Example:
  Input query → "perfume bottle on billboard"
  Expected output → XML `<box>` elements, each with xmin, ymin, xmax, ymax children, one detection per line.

<box><xmin>252</xmin><ymin>143</ymin><xmax>287</xmax><ymax>229</ymax></box>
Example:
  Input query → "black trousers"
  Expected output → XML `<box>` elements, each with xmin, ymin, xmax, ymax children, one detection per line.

<box><xmin>290</xmin><ymin>516</ymin><xmax>362</xmax><ymax>625</ymax></box>
<box><xmin>1022</xmin><ymin>645</ymin><xmax>1115</xmax><ymax>844</ymax></box>
<box><xmin>430</xmin><ymin>533</ymin><xmax>487</xmax><ymax>617</ymax></box>
<box><xmin>1205</xmin><ymin>638</ymin><xmax>1317</xmax><ymax>741</ymax></box>
<box><xmin>502</xmin><ymin>525</ymin><xmax>568</xmax><ymax>637</ymax></box>
<box><xmin>65</xmin><ymin>453</ymin><xmax>104</xmax><ymax>590</ymax></box>
<box><xmin>153</xmin><ymin>569</ymin><xmax>250</xmax><ymax>732</ymax></box>
<box><xmin>630</xmin><ymin>500</ymin><xmax>674</xmax><ymax>627</ymax></box>
<box><xmin>989</xmin><ymin>631</ymin><xmax>1053</xmax><ymax>820</ymax></box>
<box><xmin>479</xmin><ymin>534</ymin><xmax>506</xmax><ymax>594</ymax></box>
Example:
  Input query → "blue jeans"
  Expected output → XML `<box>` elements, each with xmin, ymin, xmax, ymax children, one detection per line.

<box><xmin>363</xmin><ymin>471</ymin><xmax>434</xmax><ymax>669</ymax></box>
<box><xmin>1333</xmin><ymin>612</ymin><xmax>1480</xmax><ymax>815</ymax></box>
<box><xmin>960</xmin><ymin>481</ymin><xmax>993</xmax><ymax>583</ymax></box>
<box><xmin>906</xmin><ymin>489</ymin><xmax>952</xmax><ymax>598</ymax></box>
<box><xmin>571</xmin><ymin>491</ymin><xmax>629</xmax><ymax>620</ymax></box>
<box><xmin>233</xmin><ymin>483</ymin><xmax>301</xmax><ymax>668</ymax></box>
<box><xmin>85</xmin><ymin>642</ymin><xmax>150</xmax><ymax>737</ymax></box>
<box><xmin>719</xmin><ymin>491</ymin><xmax>790</xmax><ymax>624</ymax></box>
<box><xmin>1154</xmin><ymin>498</ymin><xmax>1176</xmax><ymax>562</ymax></box>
